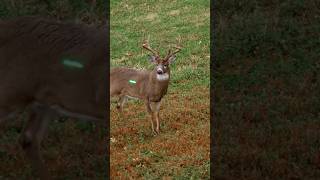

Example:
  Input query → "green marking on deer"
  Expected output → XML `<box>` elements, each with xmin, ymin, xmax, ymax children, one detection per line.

<box><xmin>62</xmin><ymin>59</ymin><xmax>84</xmax><ymax>68</ymax></box>
<box><xmin>129</xmin><ymin>80</ymin><xmax>136</xmax><ymax>84</ymax></box>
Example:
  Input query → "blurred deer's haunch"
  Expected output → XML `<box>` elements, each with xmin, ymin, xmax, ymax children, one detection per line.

<box><xmin>0</xmin><ymin>16</ymin><xmax>108</xmax><ymax>179</ymax></box>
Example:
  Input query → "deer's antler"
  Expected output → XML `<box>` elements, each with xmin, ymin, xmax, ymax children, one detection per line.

<box><xmin>142</xmin><ymin>41</ymin><xmax>159</xmax><ymax>57</ymax></box>
<box><xmin>165</xmin><ymin>45</ymin><xmax>182</xmax><ymax>60</ymax></box>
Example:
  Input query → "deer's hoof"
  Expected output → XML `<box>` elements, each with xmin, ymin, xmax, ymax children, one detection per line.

<box><xmin>152</xmin><ymin>132</ymin><xmax>157</xmax><ymax>136</ymax></box>
<box><xmin>152</xmin><ymin>130</ymin><xmax>160</xmax><ymax>136</ymax></box>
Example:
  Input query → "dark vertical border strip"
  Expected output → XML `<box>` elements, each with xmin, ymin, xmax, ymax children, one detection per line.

<box><xmin>210</xmin><ymin>0</ymin><xmax>215</xmax><ymax>179</ymax></box>
<box><xmin>106</xmin><ymin>0</ymin><xmax>110</xmax><ymax>179</ymax></box>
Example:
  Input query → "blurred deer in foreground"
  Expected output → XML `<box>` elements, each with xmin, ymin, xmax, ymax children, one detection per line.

<box><xmin>110</xmin><ymin>41</ymin><xmax>181</xmax><ymax>135</ymax></box>
<box><xmin>0</xmin><ymin>16</ymin><xmax>107</xmax><ymax>179</ymax></box>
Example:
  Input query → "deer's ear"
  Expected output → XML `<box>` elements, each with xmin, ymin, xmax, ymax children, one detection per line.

<box><xmin>167</xmin><ymin>55</ymin><xmax>176</xmax><ymax>64</ymax></box>
<box><xmin>148</xmin><ymin>55</ymin><xmax>157</xmax><ymax>63</ymax></box>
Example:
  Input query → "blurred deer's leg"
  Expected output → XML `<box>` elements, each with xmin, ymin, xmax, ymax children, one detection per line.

<box><xmin>116</xmin><ymin>95</ymin><xmax>127</xmax><ymax>113</ymax></box>
<box><xmin>19</xmin><ymin>103</ymin><xmax>55</xmax><ymax>180</ymax></box>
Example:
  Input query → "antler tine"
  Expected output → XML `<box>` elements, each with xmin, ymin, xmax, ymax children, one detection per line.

<box><xmin>165</xmin><ymin>45</ymin><xmax>182</xmax><ymax>60</ymax></box>
<box><xmin>166</xmin><ymin>49</ymin><xmax>172</xmax><ymax>56</ymax></box>
<box><xmin>171</xmin><ymin>45</ymin><xmax>182</xmax><ymax>55</ymax></box>
<box><xmin>142</xmin><ymin>41</ymin><xmax>159</xmax><ymax>57</ymax></box>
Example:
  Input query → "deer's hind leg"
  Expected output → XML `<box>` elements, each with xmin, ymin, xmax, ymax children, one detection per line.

<box><xmin>19</xmin><ymin>102</ymin><xmax>57</xmax><ymax>180</ymax></box>
<box><xmin>116</xmin><ymin>95</ymin><xmax>127</xmax><ymax>113</ymax></box>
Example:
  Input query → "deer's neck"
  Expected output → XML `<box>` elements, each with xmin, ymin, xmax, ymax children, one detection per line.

<box><xmin>146</xmin><ymin>70</ymin><xmax>170</xmax><ymax>102</ymax></box>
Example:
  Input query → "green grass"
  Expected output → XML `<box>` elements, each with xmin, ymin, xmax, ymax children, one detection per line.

<box><xmin>110</xmin><ymin>0</ymin><xmax>210</xmax><ymax>89</ymax></box>
<box><xmin>110</xmin><ymin>0</ymin><xmax>210</xmax><ymax>179</ymax></box>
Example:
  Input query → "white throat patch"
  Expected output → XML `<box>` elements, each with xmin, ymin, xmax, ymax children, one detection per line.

<box><xmin>156</xmin><ymin>73</ymin><xmax>169</xmax><ymax>81</ymax></box>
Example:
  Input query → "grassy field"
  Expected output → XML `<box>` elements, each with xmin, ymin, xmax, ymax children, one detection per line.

<box><xmin>110</xmin><ymin>0</ymin><xmax>210</xmax><ymax>179</ymax></box>
<box><xmin>0</xmin><ymin>0</ymin><xmax>108</xmax><ymax>179</ymax></box>
<box><xmin>214</xmin><ymin>0</ymin><xmax>320</xmax><ymax>178</ymax></box>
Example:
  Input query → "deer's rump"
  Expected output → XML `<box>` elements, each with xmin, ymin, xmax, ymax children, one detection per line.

<box><xmin>0</xmin><ymin>16</ymin><xmax>108</xmax><ymax>120</ymax></box>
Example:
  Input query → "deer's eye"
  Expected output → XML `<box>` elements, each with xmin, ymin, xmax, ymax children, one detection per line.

<box><xmin>163</xmin><ymin>65</ymin><xmax>167</xmax><ymax>68</ymax></box>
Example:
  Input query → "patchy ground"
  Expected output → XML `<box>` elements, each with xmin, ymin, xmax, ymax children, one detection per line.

<box><xmin>110</xmin><ymin>87</ymin><xmax>210</xmax><ymax>178</ymax></box>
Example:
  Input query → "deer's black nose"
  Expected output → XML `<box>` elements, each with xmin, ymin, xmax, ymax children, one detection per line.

<box><xmin>157</xmin><ymin>69</ymin><xmax>163</xmax><ymax>74</ymax></box>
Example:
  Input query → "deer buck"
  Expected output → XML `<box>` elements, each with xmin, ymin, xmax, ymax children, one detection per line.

<box><xmin>0</xmin><ymin>16</ymin><xmax>107</xmax><ymax>179</ymax></box>
<box><xmin>110</xmin><ymin>41</ymin><xmax>181</xmax><ymax>135</ymax></box>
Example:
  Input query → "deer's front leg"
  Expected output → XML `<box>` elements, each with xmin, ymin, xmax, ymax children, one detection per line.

<box><xmin>150</xmin><ymin>101</ymin><xmax>161</xmax><ymax>135</ymax></box>
<box><xmin>19</xmin><ymin>103</ymin><xmax>55</xmax><ymax>180</ymax></box>
<box><xmin>145</xmin><ymin>100</ymin><xmax>161</xmax><ymax>135</ymax></box>
<box><xmin>144</xmin><ymin>99</ymin><xmax>156</xmax><ymax>135</ymax></box>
